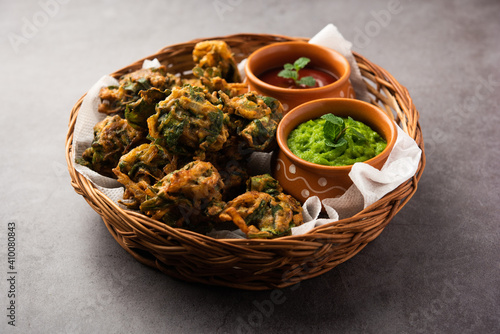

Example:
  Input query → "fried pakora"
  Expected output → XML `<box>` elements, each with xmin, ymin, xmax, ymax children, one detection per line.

<box><xmin>147</xmin><ymin>85</ymin><xmax>229</xmax><ymax>159</ymax></box>
<box><xmin>189</xmin><ymin>40</ymin><xmax>246</xmax><ymax>97</ymax></box>
<box><xmin>220</xmin><ymin>92</ymin><xmax>283</xmax><ymax>152</ymax></box>
<box><xmin>114</xmin><ymin>142</ymin><xmax>178</xmax><ymax>182</ymax></box>
<box><xmin>77</xmin><ymin>115</ymin><xmax>145</xmax><ymax>177</ymax></box>
<box><xmin>246</xmin><ymin>173</ymin><xmax>282</xmax><ymax>196</ymax></box>
<box><xmin>139</xmin><ymin>160</ymin><xmax>225</xmax><ymax>232</ymax></box>
<box><xmin>192</xmin><ymin>40</ymin><xmax>241</xmax><ymax>83</ymax></box>
<box><xmin>219</xmin><ymin>174</ymin><xmax>303</xmax><ymax>239</ymax></box>
<box><xmin>195</xmin><ymin>76</ymin><xmax>247</xmax><ymax>98</ymax></box>
<box><xmin>98</xmin><ymin>65</ymin><xmax>180</xmax><ymax>115</ymax></box>
<box><xmin>205</xmin><ymin>144</ymin><xmax>249</xmax><ymax>200</ymax></box>
<box><xmin>124</xmin><ymin>88</ymin><xmax>170</xmax><ymax>130</ymax></box>
<box><xmin>110</xmin><ymin>142</ymin><xmax>178</xmax><ymax>208</ymax></box>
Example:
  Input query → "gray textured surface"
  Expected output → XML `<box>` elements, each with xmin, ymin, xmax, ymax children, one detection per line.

<box><xmin>1</xmin><ymin>0</ymin><xmax>499</xmax><ymax>333</ymax></box>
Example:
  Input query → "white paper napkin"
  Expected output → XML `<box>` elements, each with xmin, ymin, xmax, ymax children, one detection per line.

<box><xmin>309</xmin><ymin>23</ymin><xmax>371</xmax><ymax>102</ymax></box>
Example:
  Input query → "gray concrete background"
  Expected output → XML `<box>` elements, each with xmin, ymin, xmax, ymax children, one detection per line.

<box><xmin>1</xmin><ymin>0</ymin><xmax>499</xmax><ymax>333</ymax></box>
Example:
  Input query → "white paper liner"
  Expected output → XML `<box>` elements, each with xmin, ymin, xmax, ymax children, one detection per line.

<box><xmin>309</xmin><ymin>23</ymin><xmax>371</xmax><ymax>102</ymax></box>
<box><xmin>71</xmin><ymin>24</ymin><xmax>421</xmax><ymax>239</ymax></box>
<box><xmin>72</xmin><ymin>75</ymin><xmax>122</xmax><ymax>196</ymax></box>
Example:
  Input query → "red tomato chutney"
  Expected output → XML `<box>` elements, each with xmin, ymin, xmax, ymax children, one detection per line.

<box><xmin>258</xmin><ymin>66</ymin><xmax>338</xmax><ymax>89</ymax></box>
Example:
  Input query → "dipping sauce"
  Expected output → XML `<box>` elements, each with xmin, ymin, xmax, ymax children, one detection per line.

<box><xmin>259</xmin><ymin>67</ymin><xmax>338</xmax><ymax>89</ymax></box>
<box><xmin>287</xmin><ymin>116</ymin><xmax>387</xmax><ymax>166</ymax></box>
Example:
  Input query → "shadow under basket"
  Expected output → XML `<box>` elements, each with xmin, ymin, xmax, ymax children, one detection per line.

<box><xmin>65</xmin><ymin>34</ymin><xmax>425</xmax><ymax>290</ymax></box>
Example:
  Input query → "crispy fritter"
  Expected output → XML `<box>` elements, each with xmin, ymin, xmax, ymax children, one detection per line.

<box><xmin>124</xmin><ymin>88</ymin><xmax>169</xmax><ymax>130</ymax></box>
<box><xmin>205</xmin><ymin>144</ymin><xmax>249</xmax><ymax>200</ymax></box>
<box><xmin>219</xmin><ymin>175</ymin><xmax>303</xmax><ymax>239</ymax></box>
<box><xmin>239</xmin><ymin>115</ymin><xmax>278</xmax><ymax>152</ymax></box>
<box><xmin>114</xmin><ymin>143</ymin><xmax>178</xmax><ymax>182</ymax></box>
<box><xmin>120</xmin><ymin>66</ymin><xmax>177</xmax><ymax>89</ymax></box>
<box><xmin>182</xmin><ymin>76</ymin><xmax>247</xmax><ymax>99</ymax></box>
<box><xmin>98</xmin><ymin>86</ymin><xmax>127</xmax><ymax>114</ymax></box>
<box><xmin>201</xmin><ymin>77</ymin><xmax>247</xmax><ymax>97</ymax></box>
<box><xmin>192</xmin><ymin>40</ymin><xmax>241</xmax><ymax>83</ymax></box>
<box><xmin>98</xmin><ymin>65</ymin><xmax>180</xmax><ymax>115</ymax></box>
<box><xmin>147</xmin><ymin>85</ymin><xmax>229</xmax><ymax>159</ymax></box>
<box><xmin>139</xmin><ymin>161</ymin><xmax>225</xmax><ymax>232</ymax></box>
<box><xmin>219</xmin><ymin>92</ymin><xmax>284</xmax><ymax>152</ymax></box>
<box><xmin>113</xmin><ymin>170</ymin><xmax>155</xmax><ymax>210</ymax></box>
<box><xmin>222</xmin><ymin>91</ymin><xmax>271</xmax><ymax>120</ymax></box>
<box><xmin>246</xmin><ymin>173</ymin><xmax>282</xmax><ymax>196</ymax></box>
<box><xmin>112</xmin><ymin>143</ymin><xmax>179</xmax><ymax>208</ymax></box>
<box><xmin>77</xmin><ymin>115</ymin><xmax>145</xmax><ymax>177</ymax></box>
<box><xmin>219</xmin><ymin>192</ymin><xmax>302</xmax><ymax>239</ymax></box>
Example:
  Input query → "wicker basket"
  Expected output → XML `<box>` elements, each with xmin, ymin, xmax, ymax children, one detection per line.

<box><xmin>65</xmin><ymin>34</ymin><xmax>425</xmax><ymax>290</ymax></box>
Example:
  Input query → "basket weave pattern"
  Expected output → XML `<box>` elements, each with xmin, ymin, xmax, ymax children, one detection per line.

<box><xmin>65</xmin><ymin>34</ymin><xmax>425</xmax><ymax>290</ymax></box>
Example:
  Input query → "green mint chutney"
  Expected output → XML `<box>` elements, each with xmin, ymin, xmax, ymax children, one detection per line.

<box><xmin>287</xmin><ymin>116</ymin><xmax>387</xmax><ymax>166</ymax></box>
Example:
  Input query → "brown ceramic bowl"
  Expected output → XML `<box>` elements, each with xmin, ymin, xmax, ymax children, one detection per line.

<box><xmin>245</xmin><ymin>41</ymin><xmax>354</xmax><ymax>112</ymax></box>
<box><xmin>272</xmin><ymin>98</ymin><xmax>397</xmax><ymax>202</ymax></box>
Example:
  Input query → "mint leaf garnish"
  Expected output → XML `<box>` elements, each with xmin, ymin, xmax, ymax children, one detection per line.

<box><xmin>322</xmin><ymin>114</ymin><xmax>366</xmax><ymax>148</ymax></box>
<box><xmin>277</xmin><ymin>57</ymin><xmax>316</xmax><ymax>87</ymax></box>
<box><xmin>322</xmin><ymin>113</ymin><xmax>344</xmax><ymax>144</ymax></box>
<box><xmin>293</xmin><ymin>57</ymin><xmax>310</xmax><ymax>69</ymax></box>
<box><xmin>278</xmin><ymin>69</ymin><xmax>298</xmax><ymax>81</ymax></box>
<box><xmin>297</xmin><ymin>76</ymin><xmax>316</xmax><ymax>87</ymax></box>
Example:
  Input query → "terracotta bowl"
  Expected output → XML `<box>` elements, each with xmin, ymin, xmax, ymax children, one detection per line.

<box><xmin>272</xmin><ymin>98</ymin><xmax>397</xmax><ymax>203</ymax></box>
<box><xmin>245</xmin><ymin>41</ymin><xmax>354</xmax><ymax>112</ymax></box>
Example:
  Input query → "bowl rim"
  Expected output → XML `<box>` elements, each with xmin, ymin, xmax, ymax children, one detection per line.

<box><xmin>244</xmin><ymin>41</ymin><xmax>352</xmax><ymax>94</ymax></box>
<box><xmin>276</xmin><ymin>97</ymin><xmax>397</xmax><ymax>172</ymax></box>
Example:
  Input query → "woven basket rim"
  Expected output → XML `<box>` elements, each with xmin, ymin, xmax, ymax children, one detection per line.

<box><xmin>66</xmin><ymin>33</ymin><xmax>425</xmax><ymax>245</ymax></box>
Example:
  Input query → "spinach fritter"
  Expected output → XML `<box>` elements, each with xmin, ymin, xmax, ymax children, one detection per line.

<box><xmin>124</xmin><ymin>88</ymin><xmax>170</xmax><ymax>130</ymax></box>
<box><xmin>192</xmin><ymin>40</ymin><xmax>241</xmax><ymax>83</ymax></box>
<box><xmin>77</xmin><ymin>115</ymin><xmax>145</xmax><ymax>177</ymax></box>
<box><xmin>219</xmin><ymin>174</ymin><xmax>303</xmax><ymax>238</ymax></box>
<box><xmin>147</xmin><ymin>85</ymin><xmax>229</xmax><ymax>159</ymax></box>
<box><xmin>98</xmin><ymin>66</ymin><xmax>180</xmax><ymax>115</ymax></box>
<box><xmin>220</xmin><ymin>92</ymin><xmax>283</xmax><ymax>152</ymax></box>
<box><xmin>139</xmin><ymin>160</ymin><xmax>225</xmax><ymax>232</ymax></box>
